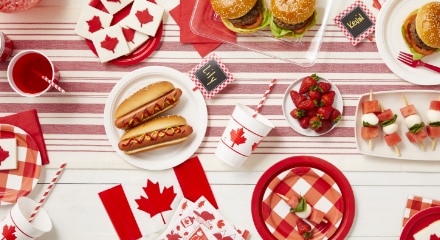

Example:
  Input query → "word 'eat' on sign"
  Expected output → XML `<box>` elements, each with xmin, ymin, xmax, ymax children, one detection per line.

<box><xmin>188</xmin><ymin>54</ymin><xmax>234</xmax><ymax>99</ymax></box>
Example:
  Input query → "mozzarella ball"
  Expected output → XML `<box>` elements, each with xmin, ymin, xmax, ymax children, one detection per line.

<box><xmin>404</xmin><ymin>114</ymin><xmax>422</xmax><ymax>128</ymax></box>
<box><xmin>295</xmin><ymin>203</ymin><xmax>312</xmax><ymax>219</ymax></box>
<box><xmin>427</xmin><ymin>109</ymin><xmax>440</xmax><ymax>123</ymax></box>
<box><xmin>383</xmin><ymin>122</ymin><xmax>399</xmax><ymax>135</ymax></box>
<box><xmin>362</xmin><ymin>113</ymin><xmax>379</xmax><ymax>126</ymax></box>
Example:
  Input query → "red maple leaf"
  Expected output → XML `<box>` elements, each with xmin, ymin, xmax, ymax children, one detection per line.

<box><xmin>122</xmin><ymin>27</ymin><xmax>136</xmax><ymax>43</ymax></box>
<box><xmin>213</xmin><ymin>232</ymin><xmax>233</xmax><ymax>240</ymax></box>
<box><xmin>229</xmin><ymin>128</ymin><xmax>247</xmax><ymax>147</ymax></box>
<box><xmin>2</xmin><ymin>224</ymin><xmax>17</xmax><ymax>240</ymax></box>
<box><xmin>135</xmin><ymin>8</ymin><xmax>154</xmax><ymax>27</ymax></box>
<box><xmin>431</xmin><ymin>234</ymin><xmax>440</xmax><ymax>240</ymax></box>
<box><xmin>100</xmin><ymin>35</ymin><xmax>119</xmax><ymax>53</ymax></box>
<box><xmin>217</xmin><ymin>219</ymin><xmax>225</xmax><ymax>229</ymax></box>
<box><xmin>135</xmin><ymin>180</ymin><xmax>177</xmax><ymax>224</ymax></box>
<box><xmin>0</xmin><ymin>146</ymin><xmax>9</xmax><ymax>164</ymax></box>
<box><xmin>86</xmin><ymin>16</ymin><xmax>103</xmax><ymax>33</ymax></box>
<box><xmin>165</xmin><ymin>230</ymin><xmax>181</xmax><ymax>240</ymax></box>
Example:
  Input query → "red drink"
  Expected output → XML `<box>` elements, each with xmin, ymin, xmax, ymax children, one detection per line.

<box><xmin>12</xmin><ymin>52</ymin><xmax>52</xmax><ymax>94</ymax></box>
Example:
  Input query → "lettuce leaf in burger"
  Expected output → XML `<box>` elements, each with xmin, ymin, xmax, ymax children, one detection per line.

<box><xmin>270</xmin><ymin>0</ymin><xmax>317</xmax><ymax>38</ymax></box>
<box><xmin>210</xmin><ymin>0</ymin><xmax>271</xmax><ymax>33</ymax></box>
<box><xmin>402</xmin><ymin>1</ymin><xmax>440</xmax><ymax>60</ymax></box>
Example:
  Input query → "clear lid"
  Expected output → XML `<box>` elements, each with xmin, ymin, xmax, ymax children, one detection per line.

<box><xmin>190</xmin><ymin>0</ymin><xmax>334</xmax><ymax>67</ymax></box>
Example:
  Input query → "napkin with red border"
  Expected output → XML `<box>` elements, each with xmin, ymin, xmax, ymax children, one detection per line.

<box><xmin>403</xmin><ymin>195</ymin><xmax>440</xmax><ymax>227</ymax></box>
<box><xmin>98</xmin><ymin>156</ymin><xmax>249</xmax><ymax>240</ymax></box>
<box><xmin>0</xmin><ymin>109</ymin><xmax>49</xmax><ymax>165</ymax></box>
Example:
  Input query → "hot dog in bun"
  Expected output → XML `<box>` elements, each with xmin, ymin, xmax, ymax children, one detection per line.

<box><xmin>114</xmin><ymin>81</ymin><xmax>182</xmax><ymax>130</ymax></box>
<box><xmin>118</xmin><ymin>115</ymin><xmax>193</xmax><ymax>154</ymax></box>
<box><xmin>270</xmin><ymin>0</ymin><xmax>317</xmax><ymax>38</ymax></box>
<box><xmin>402</xmin><ymin>1</ymin><xmax>440</xmax><ymax>60</ymax></box>
<box><xmin>209</xmin><ymin>0</ymin><xmax>270</xmax><ymax>33</ymax></box>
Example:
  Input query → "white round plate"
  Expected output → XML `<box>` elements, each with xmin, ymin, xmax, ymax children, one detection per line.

<box><xmin>104</xmin><ymin>66</ymin><xmax>208</xmax><ymax>170</ymax></box>
<box><xmin>282</xmin><ymin>77</ymin><xmax>343</xmax><ymax>136</ymax></box>
<box><xmin>376</xmin><ymin>0</ymin><xmax>440</xmax><ymax>85</ymax></box>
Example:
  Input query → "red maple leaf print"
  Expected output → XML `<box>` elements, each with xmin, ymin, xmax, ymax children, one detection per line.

<box><xmin>135</xmin><ymin>180</ymin><xmax>177</xmax><ymax>224</ymax></box>
<box><xmin>0</xmin><ymin>146</ymin><xmax>9</xmax><ymax>164</ymax></box>
<box><xmin>100</xmin><ymin>35</ymin><xmax>119</xmax><ymax>53</ymax></box>
<box><xmin>86</xmin><ymin>16</ymin><xmax>103</xmax><ymax>33</ymax></box>
<box><xmin>2</xmin><ymin>224</ymin><xmax>17</xmax><ymax>240</ymax></box>
<box><xmin>229</xmin><ymin>128</ymin><xmax>247</xmax><ymax>147</ymax></box>
<box><xmin>122</xmin><ymin>27</ymin><xmax>136</xmax><ymax>43</ymax></box>
<box><xmin>213</xmin><ymin>232</ymin><xmax>233</xmax><ymax>240</ymax></box>
<box><xmin>431</xmin><ymin>234</ymin><xmax>440</xmax><ymax>240</ymax></box>
<box><xmin>217</xmin><ymin>219</ymin><xmax>225</xmax><ymax>229</ymax></box>
<box><xmin>166</xmin><ymin>230</ymin><xmax>181</xmax><ymax>240</ymax></box>
<box><xmin>135</xmin><ymin>8</ymin><xmax>154</xmax><ymax>27</ymax></box>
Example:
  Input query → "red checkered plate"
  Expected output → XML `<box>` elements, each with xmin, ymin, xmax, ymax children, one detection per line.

<box><xmin>251</xmin><ymin>156</ymin><xmax>355</xmax><ymax>239</ymax></box>
<box><xmin>0</xmin><ymin>124</ymin><xmax>42</xmax><ymax>205</ymax></box>
<box><xmin>401</xmin><ymin>206</ymin><xmax>440</xmax><ymax>240</ymax></box>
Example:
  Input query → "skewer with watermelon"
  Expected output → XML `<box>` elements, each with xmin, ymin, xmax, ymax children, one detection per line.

<box><xmin>361</xmin><ymin>90</ymin><xmax>380</xmax><ymax>150</ymax></box>
<box><xmin>400</xmin><ymin>95</ymin><xmax>427</xmax><ymax>150</ymax></box>
<box><xmin>277</xmin><ymin>193</ymin><xmax>328</xmax><ymax>225</ymax></box>
<box><xmin>426</xmin><ymin>97</ymin><xmax>440</xmax><ymax>150</ymax></box>
<box><xmin>377</xmin><ymin>104</ymin><xmax>402</xmax><ymax>157</ymax></box>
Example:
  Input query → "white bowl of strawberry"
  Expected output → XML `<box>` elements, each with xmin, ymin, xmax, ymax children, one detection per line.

<box><xmin>282</xmin><ymin>74</ymin><xmax>343</xmax><ymax>136</ymax></box>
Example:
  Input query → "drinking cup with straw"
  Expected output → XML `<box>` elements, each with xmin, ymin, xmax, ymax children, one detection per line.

<box><xmin>215</xmin><ymin>79</ymin><xmax>276</xmax><ymax>168</ymax></box>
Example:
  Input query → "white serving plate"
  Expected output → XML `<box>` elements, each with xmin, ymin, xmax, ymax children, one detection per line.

<box><xmin>355</xmin><ymin>90</ymin><xmax>440</xmax><ymax>160</ymax></box>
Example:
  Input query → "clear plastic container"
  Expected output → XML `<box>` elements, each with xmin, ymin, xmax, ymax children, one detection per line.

<box><xmin>190</xmin><ymin>0</ymin><xmax>333</xmax><ymax>67</ymax></box>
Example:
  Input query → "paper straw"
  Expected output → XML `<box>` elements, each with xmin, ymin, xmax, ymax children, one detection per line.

<box><xmin>31</xmin><ymin>69</ymin><xmax>65</xmax><ymax>93</ymax></box>
<box><xmin>252</xmin><ymin>79</ymin><xmax>276</xmax><ymax>118</ymax></box>
<box><xmin>29</xmin><ymin>162</ymin><xmax>67</xmax><ymax>222</ymax></box>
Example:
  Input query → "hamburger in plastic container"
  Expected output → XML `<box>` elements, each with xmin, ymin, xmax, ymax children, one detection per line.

<box><xmin>209</xmin><ymin>0</ymin><xmax>271</xmax><ymax>33</ymax></box>
<box><xmin>402</xmin><ymin>1</ymin><xmax>440</xmax><ymax>60</ymax></box>
<box><xmin>269</xmin><ymin>0</ymin><xmax>317</xmax><ymax>38</ymax></box>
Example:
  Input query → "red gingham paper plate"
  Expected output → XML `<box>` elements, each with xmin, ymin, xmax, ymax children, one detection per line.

<box><xmin>251</xmin><ymin>156</ymin><xmax>355</xmax><ymax>240</ymax></box>
<box><xmin>401</xmin><ymin>206</ymin><xmax>440</xmax><ymax>240</ymax></box>
<box><xmin>0</xmin><ymin>124</ymin><xmax>42</xmax><ymax>205</ymax></box>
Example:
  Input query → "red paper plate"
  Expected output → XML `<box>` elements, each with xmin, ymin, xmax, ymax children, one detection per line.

<box><xmin>401</xmin><ymin>206</ymin><xmax>440</xmax><ymax>240</ymax></box>
<box><xmin>251</xmin><ymin>156</ymin><xmax>355</xmax><ymax>240</ymax></box>
<box><xmin>85</xmin><ymin>0</ymin><xmax>163</xmax><ymax>66</ymax></box>
<box><xmin>0</xmin><ymin>124</ymin><xmax>41</xmax><ymax>205</ymax></box>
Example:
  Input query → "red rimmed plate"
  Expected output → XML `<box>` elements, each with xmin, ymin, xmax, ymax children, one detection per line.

<box><xmin>401</xmin><ymin>207</ymin><xmax>440</xmax><ymax>240</ymax></box>
<box><xmin>85</xmin><ymin>0</ymin><xmax>163</xmax><ymax>66</ymax></box>
<box><xmin>251</xmin><ymin>156</ymin><xmax>355</xmax><ymax>239</ymax></box>
<box><xmin>0</xmin><ymin>124</ymin><xmax>42</xmax><ymax>205</ymax></box>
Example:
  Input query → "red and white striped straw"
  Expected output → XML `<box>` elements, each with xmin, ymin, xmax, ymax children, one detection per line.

<box><xmin>29</xmin><ymin>162</ymin><xmax>67</xmax><ymax>222</ymax></box>
<box><xmin>31</xmin><ymin>69</ymin><xmax>65</xmax><ymax>93</ymax></box>
<box><xmin>252</xmin><ymin>79</ymin><xmax>277</xmax><ymax>118</ymax></box>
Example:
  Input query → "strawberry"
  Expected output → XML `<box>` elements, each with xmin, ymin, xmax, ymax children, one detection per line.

<box><xmin>330</xmin><ymin>108</ymin><xmax>342</xmax><ymax>123</ymax></box>
<box><xmin>290</xmin><ymin>90</ymin><xmax>306</xmax><ymax>107</ymax></box>
<box><xmin>296</xmin><ymin>219</ymin><xmax>312</xmax><ymax>239</ymax></box>
<box><xmin>298</xmin><ymin>99</ymin><xmax>315</xmax><ymax>111</ymax></box>
<box><xmin>320</xmin><ymin>91</ymin><xmax>335</xmax><ymax>106</ymax></box>
<box><xmin>306</xmin><ymin>108</ymin><xmax>317</xmax><ymax>118</ymax></box>
<box><xmin>316</xmin><ymin>119</ymin><xmax>333</xmax><ymax>134</ymax></box>
<box><xmin>290</xmin><ymin>108</ymin><xmax>305</xmax><ymax>119</ymax></box>
<box><xmin>298</xmin><ymin>117</ymin><xmax>310</xmax><ymax>129</ymax></box>
<box><xmin>308</xmin><ymin>89</ymin><xmax>321</xmax><ymax>101</ymax></box>
<box><xmin>309</xmin><ymin>116</ymin><xmax>322</xmax><ymax>131</ymax></box>
<box><xmin>299</xmin><ymin>75</ymin><xmax>318</xmax><ymax>94</ymax></box>
<box><xmin>316</xmin><ymin>105</ymin><xmax>334</xmax><ymax>120</ymax></box>
<box><xmin>318</xmin><ymin>81</ymin><xmax>331</xmax><ymax>93</ymax></box>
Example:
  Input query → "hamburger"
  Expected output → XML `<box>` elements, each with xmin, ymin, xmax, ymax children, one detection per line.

<box><xmin>270</xmin><ymin>0</ymin><xmax>317</xmax><ymax>38</ymax></box>
<box><xmin>402</xmin><ymin>2</ymin><xmax>440</xmax><ymax>60</ymax></box>
<box><xmin>210</xmin><ymin>0</ymin><xmax>270</xmax><ymax>33</ymax></box>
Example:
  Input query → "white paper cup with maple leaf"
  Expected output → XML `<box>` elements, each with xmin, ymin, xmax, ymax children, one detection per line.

<box><xmin>0</xmin><ymin>197</ymin><xmax>52</xmax><ymax>239</ymax></box>
<box><xmin>215</xmin><ymin>103</ymin><xmax>275</xmax><ymax>168</ymax></box>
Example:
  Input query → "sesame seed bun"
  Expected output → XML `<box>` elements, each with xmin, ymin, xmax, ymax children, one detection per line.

<box><xmin>416</xmin><ymin>1</ymin><xmax>440</xmax><ymax>48</ymax></box>
<box><xmin>271</xmin><ymin>0</ymin><xmax>316</xmax><ymax>24</ymax></box>
<box><xmin>210</xmin><ymin>0</ymin><xmax>257</xmax><ymax>19</ymax></box>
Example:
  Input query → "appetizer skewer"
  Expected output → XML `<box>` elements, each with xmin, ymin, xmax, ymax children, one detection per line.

<box><xmin>361</xmin><ymin>90</ymin><xmax>380</xmax><ymax>150</ymax></box>
<box><xmin>277</xmin><ymin>193</ymin><xmax>328</xmax><ymax>224</ymax></box>
<box><xmin>400</xmin><ymin>95</ymin><xmax>427</xmax><ymax>150</ymax></box>
<box><xmin>426</xmin><ymin>97</ymin><xmax>440</xmax><ymax>150</ymax></box>
<box><xmin>377</xmin><ymin>104</ymin><xmax>402</xmax><ymax>157</ymax></box>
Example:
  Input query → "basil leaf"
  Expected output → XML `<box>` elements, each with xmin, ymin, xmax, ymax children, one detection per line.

<box><xmin>409</xmin><ymin>122</ymin><xmax>424</xmax><ymax>134</ymax></box>
<box><xmin>381</xmin><ymin>114</ymin><xmax>397</xmax><ymax>127</ymax></box>
<box><xmin>363</xmin><ymin>121</ymin><xmax>376</xmax><ymax>127</ymax></box>
<box><xmin>430</xmin><ymin>122</ymin><xmax>440</xmax><ymax>127</ymax></box>
<box><xmin>289</xmin><ymin>197</ymin><xmax>307</xmax><ymax>213</ymax></box>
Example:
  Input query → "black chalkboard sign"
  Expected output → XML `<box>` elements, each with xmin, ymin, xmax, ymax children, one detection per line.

<box><xmin>193</xmin><ymin>59</ymin><xmax>228</xmax><ymax>93</ymax></box>
<box><xmin>340</xmin><ymin>6</ymin><xmax>374</xmax><ymax>39</ymax></box>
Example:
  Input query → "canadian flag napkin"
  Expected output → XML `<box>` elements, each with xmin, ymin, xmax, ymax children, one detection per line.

<box><xmin>98</xmin><ymin>156</ymin><xmax>218</xmax><ymax>239</ymax></box>
<box><xmin>403</xmin><ymin>195</ymin><xmax>440</xmax><ymax>226</ymax></box>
